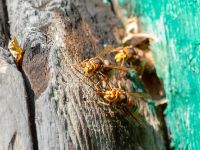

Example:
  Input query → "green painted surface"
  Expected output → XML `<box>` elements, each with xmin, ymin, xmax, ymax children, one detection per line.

<box><xmin>104</xmin><ymin>0</ymin><xmax>200</xmax><ymax>149</ymax></box>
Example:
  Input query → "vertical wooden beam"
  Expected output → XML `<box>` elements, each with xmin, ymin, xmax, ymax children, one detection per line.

<box><xmin>0</xmin><ymin>48</ymin><xmax>33</xmax><ymax>149</ymax></box>
<box><xmin>6</xmin><ymin>0</ymin><xmax>164</xmax><ymax>149</ymax></box>
<box><xmin>0</xmin><ymin>1</ymin><xmax>33</xmax><ymax>149</ymax></box>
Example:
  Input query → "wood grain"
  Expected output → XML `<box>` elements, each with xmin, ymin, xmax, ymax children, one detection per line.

<box><xmin>0</xmin><ymin>47</ymin><xmax>33</xmax><ymax>150</ymax></box>
<box><xmin>5</xmin><ymin>0</ymin><xmax>164</xmax><ymax>149</ymax></box>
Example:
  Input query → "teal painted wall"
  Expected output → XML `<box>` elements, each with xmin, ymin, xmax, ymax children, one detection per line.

<box><xmin>105</xmin><ymin>0</ymin><xmax>200</xmax><ymax>149</ymax></box>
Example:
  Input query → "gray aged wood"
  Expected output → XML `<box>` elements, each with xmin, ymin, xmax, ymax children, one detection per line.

<box><xmin>0</xmin><ymin>47</ymin><xmax>33</xmax><ymax>150</ymax></box>
<box><xmin>5</xmin><ymin>0</ymin><xmax>164</xmax><ymax>149</ymax></box>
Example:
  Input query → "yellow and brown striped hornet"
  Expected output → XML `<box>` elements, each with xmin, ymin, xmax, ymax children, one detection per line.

<box><xmin>96</xmin><ymin>87</ymin><xmax>150</xmax><ymax>107</ymax></box>
<box><xmin>95</xmin><ymin>87</ymin><xmax>150</xmax><ymax>125</ymax></box>
<box><xmin>8</xmin><ymin>36</ymin><xmax>23</xmax><ymax>67</ymax></box>
<box><xmin>112</xmin><ymin>45</ymin><xmax>134</xmax><ymax>64</ymax></box>
<box><xmin>69</xmin><ymin>46</ymin><xmax>130</xmax><ymax>81</ymax></box>
<box><xmin>111</xmin><ymin>46</ymin><xmax>154</xmax><ymax>77</ymax></box>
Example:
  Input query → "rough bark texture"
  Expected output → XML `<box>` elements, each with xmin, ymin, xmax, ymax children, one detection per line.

<box><xmin>0</xmin><ymin>0</ymin><xmax>164</xmax><ymax>149</ymax></box>
<box><xmin>0</xmin><ymin>47</ymin><xmax>33</xmax><ymax>150</ymax></box>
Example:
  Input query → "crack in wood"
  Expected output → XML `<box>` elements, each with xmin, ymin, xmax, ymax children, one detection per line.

<box><xmin>8</xmin><ymin>131</ymin><xmax>17</xmax><ymax>150</ymax></box>
<box><xmin>0</xmin><ymin>0</ymin><xmax>10</xmax><ymax>47</ymax></box>
<box><xmin>21</xmin><ymin>70</ymin><xmax>39</xmax><ymax>150</ymax></box>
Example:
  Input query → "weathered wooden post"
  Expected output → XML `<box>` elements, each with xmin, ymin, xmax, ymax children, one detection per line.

<box><xmin>0</xmin><ymin>0</ymin><xmax>164</xmax><ymax>149</ymax></box>
<box><xmin>0</xmin><ymin>1</ymin><xmax>34</xmax><ymax>150</ymax></box>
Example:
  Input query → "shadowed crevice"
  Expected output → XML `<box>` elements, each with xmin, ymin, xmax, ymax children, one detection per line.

<box><xmin>21</xmin><ymin>70</ymin><xmax>39</xmax><ymax>150</ymax></box>
<box><xmin>0</xmin><ymin>0</ymin><xmax>10</xmax><ymax>46</ymax></box>
<box><xmin>8</xmin><ymin>131</ymin><xmax>17</xmax><ymax>150</ymax></box>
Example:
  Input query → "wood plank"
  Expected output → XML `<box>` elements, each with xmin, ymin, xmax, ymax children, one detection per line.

<box><xmin>6</xmin><ymin>0</ymin><xmax>164</xmax><ymax>149</ymax></box>
<box><xmin>0</xmin><ymin>1</ymin><xmax>33</xmax><ymax>149</ymax></box>
<box><xmin>0</xmin><ymin>47</ymin><xmax>33</xmax><ymax>149</ymax></box>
